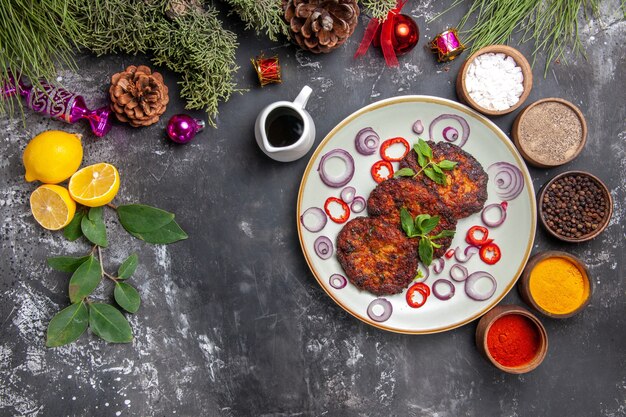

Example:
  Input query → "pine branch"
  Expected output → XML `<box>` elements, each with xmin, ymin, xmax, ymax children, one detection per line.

<box><xmin>360</xmin><ymin>0</ymin><xmax>396</xmax><ymax>20</ymax></box>
<box><xmin>0</xmin><ymin>0</ymin><xmax>82</xmax><ymax>114</ymax></box>
<box><xmin>222</xmin><ymin>0</ymin><xmax>289</xmax><ymax>41</ymax></box>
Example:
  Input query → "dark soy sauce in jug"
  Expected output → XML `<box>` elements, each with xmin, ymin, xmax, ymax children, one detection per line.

<box><xmin>265</xmin><ymin>107</ymin><xmax>304</xmax><ymax>147</ymax></box>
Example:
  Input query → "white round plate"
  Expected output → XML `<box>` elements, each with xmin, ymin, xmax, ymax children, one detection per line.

<box><xmin>297</xmin><ymin>96</ymin><xmax>536</xmax><ymax>334</ymax></box>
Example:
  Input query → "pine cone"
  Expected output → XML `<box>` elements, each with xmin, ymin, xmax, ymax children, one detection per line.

<box><xmin>109</xmin><ymin>65</ymin><xmax>169</xmax><ymax>127</ymax></box>
<box><xmin>283</xmin><ymin>0</ymin><xmax>360</xmax><ymax>54</ymax></box>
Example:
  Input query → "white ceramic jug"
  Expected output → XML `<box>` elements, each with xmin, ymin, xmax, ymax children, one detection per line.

<box><xmin>255</xmin><ymin>86</ymin><xmax>315</xmax><ymax>162</ymax></box>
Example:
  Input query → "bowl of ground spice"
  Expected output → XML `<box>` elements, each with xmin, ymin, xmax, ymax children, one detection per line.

<box><xmin>519</xmin><ymin>251</ymin><xmax>592</xmax><ymax>318</ymax></box>
<box><xmin>456</xmin><ymin>45</ymin><xmax>533</xmax><ymax>116</ymax></box>
<box><xmin>476</xmin><ymin>305</ymin><xmax>548</xmax><ymax>374</ymax></box>
<box><xmin>539</xmin><ymin>171</ymin><xmax>613</xmax><ymax>242</ymax></box>
<box><xmin>512</xmin><ymin>98</ymin><xmax>587</xmax><ymax>167</ymax></box>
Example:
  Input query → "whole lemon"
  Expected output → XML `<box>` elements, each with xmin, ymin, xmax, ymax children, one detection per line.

<box><xmin>23</xmin><ymin>130</ymin><xmax>83</xmax><ymax>184</ymax></box>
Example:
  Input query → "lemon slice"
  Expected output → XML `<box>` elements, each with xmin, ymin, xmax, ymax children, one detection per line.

<box><xmin>69</xmin><ymin>163</ymin><xmax>120</xmax><ymax>207</ymax></box>
<box><xmin>30</xmin><ymin>185</ymin><xmax>77</xmax><ymax>230</ymax></box>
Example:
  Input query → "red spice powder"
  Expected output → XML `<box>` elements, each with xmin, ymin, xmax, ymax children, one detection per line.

<box><xmin>487</xmin><ymin>314</ymin><xmax>541</xmax><ymax>367</ymax></box>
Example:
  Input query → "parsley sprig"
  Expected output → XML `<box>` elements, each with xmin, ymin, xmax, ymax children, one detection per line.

<box><xmin>400</xmin><ymin>207</ymin><xmax>456</xmax><ymax>266</ymax></box>
<box><xmin>394</xmin><ymin>139</ymin><xmax>458</xmax><ymax>185</ymax></box>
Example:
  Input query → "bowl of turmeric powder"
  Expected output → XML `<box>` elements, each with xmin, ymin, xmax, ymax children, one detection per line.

<box><xmin>519</xmin><ymin>251</ymin><xmax>593</xmax><ymax>318</ymax></box>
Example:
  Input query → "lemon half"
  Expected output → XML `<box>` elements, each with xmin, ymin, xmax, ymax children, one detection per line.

<box><xmin>69</xmin><ymin>163</ymin><xmax>120</xmax><ymax>207</ymax></box>
<box><xmin>30</xmin><ymin>185</ymin><xmax>77</xmax><ymax>230</ymax></box>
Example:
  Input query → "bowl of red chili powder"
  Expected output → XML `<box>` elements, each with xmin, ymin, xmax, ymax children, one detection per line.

<box><xmin>476</xmin><ymin>305</ymin><xmax>548</xmax><ymax>374</ymax></box>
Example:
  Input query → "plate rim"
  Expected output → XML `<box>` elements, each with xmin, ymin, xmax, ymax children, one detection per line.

<box><xmin>296</xmin><ymin>95</ymin><xmax>537</xmax><ymax>334</ymax></box>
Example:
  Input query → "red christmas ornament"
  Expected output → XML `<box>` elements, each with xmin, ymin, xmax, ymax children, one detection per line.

<box><xmin>354</xmin><ymin>1</ymin><xmax>419</xmax><ymax>67</ymax></box>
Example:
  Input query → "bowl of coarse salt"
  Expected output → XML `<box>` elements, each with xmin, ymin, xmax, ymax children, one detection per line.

<box><xmin>456</xmin><ymin>45</ymin><xmax>533</xmax><ymax>116</ymax></box>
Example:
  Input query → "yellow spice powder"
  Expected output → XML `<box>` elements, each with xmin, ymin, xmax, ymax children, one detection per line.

<box><xmin>529</xmin><ymin>257</ymin><xmax>589</xmax><ymax>314</ymax></box>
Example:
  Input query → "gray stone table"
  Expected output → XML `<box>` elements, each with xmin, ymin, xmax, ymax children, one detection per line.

<box><xmin>1</xmin><ymin>1</ymin><xmax>625</xmax><ymax>416</ymax></box>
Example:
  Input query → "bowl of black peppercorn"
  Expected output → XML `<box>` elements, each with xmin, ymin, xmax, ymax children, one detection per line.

<box><xmin>538</xmin><ymin>171</ymin><xmax>613</xmax><ymax>242</ymax></box>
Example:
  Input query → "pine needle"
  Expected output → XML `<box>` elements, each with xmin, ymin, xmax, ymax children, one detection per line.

<box><xmin>223</xmin><ymin>0</ymin><xmax>289</xmax><ymax>41</ymax></box>
<box><xmin>360</xmin><ymin>0</ymin><xmax>397</xmax><ymax>20</ymax></box>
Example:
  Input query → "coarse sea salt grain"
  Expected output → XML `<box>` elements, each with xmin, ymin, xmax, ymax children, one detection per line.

<box><xmin>465</xmin><ymin>52</ymin><xmax>524</xmax><ymax>111</ymax></box>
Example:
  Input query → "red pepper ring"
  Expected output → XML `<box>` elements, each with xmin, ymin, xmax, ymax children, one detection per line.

<box><xmin>371</xmin><ymin>160</ymin><xmax>394</xmax><ymax>183</ymax></box>
<box><xmin>380</xmin><ymin>137</ymin><xmax>410</xmax><ymax>162</ymax></box>
<box><xmin>479</xmin><ymin>242</ymin><xmax>502</xmax><ymax>265</ymax></box>
<box><xmin>466</xmin><ymin>225</ymin><xmax>493</xmax><ymax>247</ymax></box>
<box><xmin>324</xmin><ymin>197</ymin><xmax>350</xmax><ymax>224</ymax></box>
<box><xmin>406</xmin><ymin>282</ymin><xmax>430</xmax><ymax>308</ymax></box>
<box><xmin>445</xmin><ymin>248</ymin><xmax>455</xmax><ymax>259</ymax></box>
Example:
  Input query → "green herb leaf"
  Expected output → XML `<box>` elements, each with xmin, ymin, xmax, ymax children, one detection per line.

<box><xmin>129</xmin><ymin>220</ymin><xmax>188</xmax><ymax>244</ymax></box>
<box><xmin>47</xmin><ymin>255</ymin><xmax>91</xmax><ymax>273</ymax></box>
<box><xmin>63</xmin><ymin>211</ymin><xmax>85</xmax><ymax>241</ymax></box>
<box><xmin>432</xmin><ymin>164</ymin><xmax>443</xmax><ymax>174</ymax></box>
<box><xmin>46</xmin><ymin>302</ymin><xmax>89</xmax><ymax>348</ymax></box>
<box><xmin>417</xmin><ymin>139</ymin><xmax>433</xmax><ymax>159</ymax></box>
<box><xmin>437</xmin><ymin>160</ymin><xmax>458</xmax><ymax>170</ymax></box>
<box><xmin>431</xmin><ymin>241</ymin><xmax>442</xmax><ymax>249</ymax></box>
<box><xmin>117</xmin><ymin>204</ymin><xmax>175</xmax><ymax>234</ymax></box>
<box><xmin>418</xmin><ymin>237</ymin><xmax>434</xmax><ymax>266</ymax></box>
<box><xmin>414</xmin><ymin>214</ymin><xmax>431</xmax><ymax>234</ymax></box>
<box><xmin>421</xmin><ymin>215</ymin><xmax>441</xmax><ymax>235</ymax></box>
<box><xmin>68</xmin><ymin>255</ymin><xmax>102</xmax><ymax>303</ymax></box>
<box><xmin>118</xmin><ymin>254</ymin><xmax>138</xmax><ymax>280</ymax></box>
<box><xmin>88</xmin><ymin>303</ymin><xmax>133</xmax><ymax>343</ymax></box>
<box><xmin>81</xmin><ymin>208</ymin><xmax>108</xmax><ymax>247</ymax></box>
<box><xmin>394</xmin><ymin>167</ymin><xmax>416</xmax><ymax>178</ymax></box>
<box><xmin>400</xmin><ymin>208</ymin><xmax>416</xmax><ymax>237</ymax></box>
<box><xmin>423</xmin><ymin>167</ymin><xmax>447</xmax><ymax>185</ymax></box>
<box><xmin>114</xmin><ymin>282</ymin><xmax>141</xmax><ymax>313</ymax></box>
<box><xmin>431</xmin><ymin>230</ymin><xmax>456</xmax><ymax>240</ymax></box>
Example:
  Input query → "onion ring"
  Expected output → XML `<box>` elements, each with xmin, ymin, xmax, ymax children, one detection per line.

<box><xmin>429</xmin><ymin>114</ymin><xmax>470</xmax><ymax>147</ymax></box>
<box><xmin>318</xmin><ymin>149</ymin><xmax>355</xmax><ymax>188</ymax></box>
<box><xmin>300</xmin><ymin>207</ymin><xmax>327</xmax><ymax>233</ymax></box>
<box><xmin>350</xmin><ymin>196</ymin><xmax>366</xmax><ymax>213</ymax></box>
<box><xmin>432</xmin><ymin>279</ymin><xmax>455</xmax><ymax>300</ymax></box>
<box><xmin>488</xmin><ymin>162</ymin><xmax>524</xmax><ymax>201</ymax></box>
<box><xmin>454</xmin><ymin>245</ymin><xmax>479</xmax><ymax>263</ymax></box>
<box><xmin>313</xmin><ymin>236</ymin><xmax>333</xmax><ymax>260</ymax></box>
<box><xmin>354</xmin><ymin>127</ymin><xmax>380</xmax><ymax>155</ymax></box>
<box><xmin>443</xmin><ymin>126</ymin><xmax>459</xmax><ymax>142</ymax></box>
<box><xmin>433</xmin><ymin>257</ymin><xmax>445</xmax><ymax>274</ymax></box>
<box><xmin>329</xmin><ymin>274</ymin><xmax>347</xmax><ymax>289</ymax></box>
<box><xmin>449</xmin><ymin>263</ymin><xmax>469</xmax><ymax>282</ymax></box>
<box><xmin>340</xmin><ymin>186</ymin><xmax>356</xmax><ymax>204</ymax></box>
<box><xmin>367</xmin><ymin>298</ymin><xmax>393</xmax><ymax>322</ymax></box>
<box><xmin>465</xmin><ymin>271</ymin><xmax>497</xmax><ymax>301</ymax></box>
<box><xmin>481</xmin><ymin>202</ymin><xmax>507</xmax><ymax>227</ymax></box>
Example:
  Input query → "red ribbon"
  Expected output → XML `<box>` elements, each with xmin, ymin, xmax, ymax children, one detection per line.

<box><xmin>354</xmin><ymin>0</ymin><xmax>407</xmax><ymax>67</ymax></box>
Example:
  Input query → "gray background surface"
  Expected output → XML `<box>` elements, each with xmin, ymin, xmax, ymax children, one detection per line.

<box><xmin>1</xmin><ymin>1</ymin><xmax>625</xmax><ymax>416</ymax></box>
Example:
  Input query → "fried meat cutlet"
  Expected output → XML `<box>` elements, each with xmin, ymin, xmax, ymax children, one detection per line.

<box><xmin>366</xmin><ymin>177</ymin><xmax>457</xmax><ymax>258</ymax></box>
<box><xmin>400</xmin><ymin>141</ymin><xmax>488</xmax><ymax>219</ymax></box>
<box><xmin>336</xmin><ymin>217</ymin><xmax>418</xmax><ymax>296</ymax></box>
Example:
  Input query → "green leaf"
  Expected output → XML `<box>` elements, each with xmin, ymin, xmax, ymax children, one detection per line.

<box><xmin>424</xmin><ymin>167</ymin><xmax>446</xmax><ymax>185</ymax></box>
<box><xmin>46</xmin><ymin>302</ymin><xmax>89</xmax><ymax>348</ymax></box>
<box><xmin>47</xmin><ymin>255</ymin><xmax>91</xmax><ymax>273</ymax></box>
<box><xmin>118</xmin><ymin>254</ymin><xmax>138</xmax><ymax>279</ymax></box>
<box><xmin>88</xmin><ymin>303</ymin><xmax>133</xmax><ymax>343</ymax></box>
<box><xmin>88</xmin><ymin>206</ymin><xmax>103</xmax><ymax>222</ymax></box>
<box><xmin>114</xmin><ymin>282</ymin><xmax>141</xmax><ymax>313</ymax></box>
<box><xmin>431</xmin><ymin>241</ymin><xmax>442</xmax><ymax>249</ymax></box>
<box><xmin>421</xmin><ymin>215</ymin><xmax>441</xmax><ymax>235</ymax></box>
<box><xmin>394</xmin><ymin>167</ymin><xmax>415</xmax><ymax>178</ymax></box>
<box><xmin>414</xmin><ymin>214</ymin><xmax>431</xmax><ymax>234</ymax></box>
<box><xmin>437</xmin><ymin>160</ymin><xmax>458</xmax><ymax>170</ymax></box>
<box><xmin>413</xmin><ymin>144</ymin><xmax>428</xmax><ymax>168</ymax></box>
<box><xmin>417</xmin><ymin>139</ymin><xmax>433</xmax><ymax>159</ymax></box>
<box><xmin>68</xmin><ymin>255</ymin><xmax>102</xmax><ymax>303</ymax></box>
<box><xmin>418</xmin><ymin>237</ymin><xmax>434</xmax><ymax>266</ymax></box>
<box><xmin>129</xmin><ymin>220</ymin><xmax>188</xmax><ymax>244</ymax></box>
<box><xmin>81</xmin><ymin>208</ymin><xmax>108</xmax><ymax>247</ymax></box>
<box><xmin>400</xmin><ymin>208</ymin><xmax>416</xmax><ymax>237</ymax></box>
<box><xmin>432</xmin><ymin>164</ymin><xmax>443</xmax><ymax>174</ymax></box>
<box><xmin>431</xmin><ymin>230</ymin><xmax>456</xmax><ymax>240</ymax></box>
<box><xmin>63</xmin><ymin>211</ymin><xmax>85</xmax><ymax>241</ymax></box>
<box><xmin>117</xmin><ymin>204</ymin><xmax>175</xmax><ymax>234</ymax></box>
